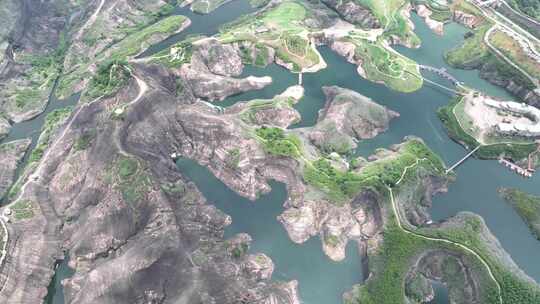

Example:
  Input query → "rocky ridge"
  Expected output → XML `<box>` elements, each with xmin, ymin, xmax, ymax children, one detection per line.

<box><xmin>180</xmin><ymin>39</ymin><xmax>272</xmax><ymax>101</ymax></box>
<box><xmin>306</xmin><ymin>86</ymin><xmax>399</xmax><ymax>154</ymax></box>
<box><xmin>0</xmin><ymin>139</ymin><xmax>31</xmax><ymax>200</ymax></box>
<box><xmin>415</xmin><ymin>4</ymin><xmax>445</xmax><ymax>35</ymax></box>
<box><xmin>320</xmin><ymin>0</ymin><xmax>380</xmax><ymax>29</ymax></box>
<box><xmin>0</xmin><ymin>117</ymin><xmax>10</xmax><ymax>140</ymax></box>
<box><xmin>0</xmin><ymin>64</ymin><xmax>300</xmax><ymax>304</ymax></box>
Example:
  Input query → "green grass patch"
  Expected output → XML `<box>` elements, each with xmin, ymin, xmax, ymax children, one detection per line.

<box><xmin>14</xmin><ymin>88</ymin><xmax>42</xmax><ymax>109</ymax></box>
<box><xmin>419</xmin><ymin>213</ymin><xmax>540</xmax><ymax>304</ymax></box>
<box><xmin>304</xmin><ymin>139</ymin><xmax>445</xmax><ymax>204</ymax></box>
<box><xmin>507</xmin><ymin>0</ymin><xmax>540</xmax><ymax>22</ymax></box>
<box><xmin>349</xmin><ymin>38</ymin><xmax>423</xmax><ymax>92</ymax></box>
<box><xmin>499</xmin><ymin>188</ymin><xmax>540</xmax><ymax>240</ymax></box>
<box><xmin>108</xmin><ymin>15</ymin><xmax>187</xmax><ymax>61</ymax></box>
<box><xmin>28</xmin><ymin>107</ymin><xmax>73</xmax><ymax>163</ymax></box>
<box><xmin>254</xmin><ymin>43</ymin><xmax>269</xmax><ymax>66</ymax></box>
<box><xmin>73</xmin><ymin>130</ymin><xmax>96</xmax><ymax>151</ymax></box>
<box><xmin>255</xmin><ymin>126</ymin><xmax>302</xmax><ymax>157</ymax></box>
<box><xmin>10</xmin><ymin>199</ymin><xmax>35</xmax><ymax>220</ymax></box>
<box><xmin>358</xmin><ymin>0</ymin><xmax>420</xmax><ymax>47</ymax></box>
<box><xmin>113</xmin><ymin>156</ymin><xmax>152</xmax><ymax>206</ymax></box>
<box><xmin>85</xmin><ymin>60</ymin><xmax>131</xmax><ymax>99</ymax></box>
<box><xmin>445</xmin><ymin>24</ymin><xmax>491</xmax><ymax>68</ymax></box>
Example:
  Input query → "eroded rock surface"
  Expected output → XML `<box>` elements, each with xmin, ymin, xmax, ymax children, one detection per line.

<box><xmin>0</xmin><ymin>138</ymin><xmax>30</xmax><ymax>199</ymax></box>
<box><xmin>0</xmin><ymin>0</ymin><xmax>78</xmax><ymax>122</ymax></box>
<box><xmin>179</xmin><ymin>62</ymin><xmax>272</xmax><ymax>102</ymax></box>
<box><xmin>415</xmin><ymin>4</ymin><xmax>444</xmax><ymax>35</ymax></box>
<box><xmin>307</xmin><ymin>86</ymin><xmax>399</xmax><ymax>154</ymax></box>
<box><xmin>0</xmin><ymin>117</ymin><xmax>10</xmax><ymax>140</ymax></box>
<box><xmin>192</xmin><ymin>38</ymin><xmax>244</xmax><ymax>77</ymax></box>
<box><xmin>0</xmin><ymin>63</ymin><xmax>299</xmax><ymax>304</ymax></box>
<box><xmin>320</xmin><ymin>0</ymin><xmax>380</xmax><ymax>29</ymax></box>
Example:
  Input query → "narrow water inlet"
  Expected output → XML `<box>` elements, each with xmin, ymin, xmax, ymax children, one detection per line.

<box><xmin>6</xmin><ymin>1</ymin><xmax>539</xmax><ymax>303</ymax></box>
<box><xmin>44</xmin><ymin>254</ymin><xmax>75</xmax><ymax>304</ymax></box>
<box><xmin>176</xmin><ymin>158</ymin><xmax>364</xmax><ymax>304</ymax></box>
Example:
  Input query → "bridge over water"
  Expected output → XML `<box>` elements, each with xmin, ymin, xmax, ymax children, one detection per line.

<box><xmin>405</xmin><ymin>65</ymin><xmax>465</xmax><ymax>95</ymax></box>
<box><xmin>446</xmin><ymin>145</ymin><xmax>482</xmax><ymax>173</ymax></box>
<box><xmin>419</xmin><ymin>65</ymin><xmax>462</xmax><ymax>86</ymax></box>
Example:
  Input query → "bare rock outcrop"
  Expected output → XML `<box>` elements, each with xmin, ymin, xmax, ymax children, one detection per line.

<box><xmin>307</xmin><ymin>86</ymin><xmax>399</xmax><ymax>154</ymax></box>
<box><xmin>320</xmin><ymin>0</ymin><xmax>380</xmax><ymax>29</ymax></box>
<box><xmin>0</xmin><ymin>0</ymin><xmax>84</xmax><ymax>122</ymax></box>
<box><xmin>179</xmin><ymin>65</ymin><xmax>272</xmax><ymax>102</ymax></box>
<box><xmin>0</xmin><ymin>138</ymin><xmax>31</xmax><ymax>199</ymax></box>
<box><xmin>192</xmin><ymin>38</ymin><xmax>244</xmax><ymax>77</ymax></box>
<box><xmin>415</xmin><ymin>4</ymin><xmax>444</xmax><ymax>35</ymax></box>
<box><xmin>243</xmin><ymin>253</ymin><xmax>275</xmax><ymax>281</ymax></box>
<box><xmin>0</xmin><ymin>64</ymin><xmax>299</xmax><ymax>304</ymax></box>
<box><xmin>453</xmin><ymin>10</ymin><xmax>482</xmax><ymax>28</ymax></box>
<box><xmin>0</xmin><ymin>117</ymin><xmax>10</xmax><ymax>140</ymax></box>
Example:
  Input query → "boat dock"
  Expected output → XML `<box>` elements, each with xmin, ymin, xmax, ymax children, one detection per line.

<box><xmin>499</xmin><ymin>158</ymin><xmax>533</xmax><ymax>178</ymax></box>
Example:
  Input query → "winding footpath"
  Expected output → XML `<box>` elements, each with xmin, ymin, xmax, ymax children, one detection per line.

<box><xmin>484</xmin><ymin>25</ymin><xmax>538</xmax><ymax>88</ymax></box>
<box><xmin>0</xmin><ymin>69</ymin><xmax>149</xmax><ymax>293</ymax></box>
<box><xmin>387</xmin><ymin>159</ymin><xmax>503</xmax><ymax>304</ymax></box>
<box><xmin>74</xmin><ymin>0</ymin><xmax>106</xmax><ymax>42</ymax></box>
<box><xmin>114</xmin><ymin>71</ymin><xmax>149</xmax><ymax>157</ymax></box>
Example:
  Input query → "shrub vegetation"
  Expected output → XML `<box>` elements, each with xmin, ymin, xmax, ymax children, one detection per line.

<box><xmin>255</xmin><ymin>126</ymin><xmax>302</xmax><ymax>157</ymax></box>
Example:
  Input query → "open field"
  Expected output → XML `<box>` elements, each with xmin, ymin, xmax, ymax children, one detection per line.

<box><xmin>452</xmin><ymin>95</ymin><xmax>534</xmax><ymax>145</ymax></box>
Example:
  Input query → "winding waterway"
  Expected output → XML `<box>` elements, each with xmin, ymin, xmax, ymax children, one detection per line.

<box><xmin>172</xmin><ymin>9</ymin><xmax>540</xmax><ymax>304</ymax></box>
<box><xmin>177</xmin><ymin>159</ymin><xmax>363</xmax><ymax>304</ymax></box>
<box><xmin>20</xmin><ymin>1</ymin><xmax>540</xmax><ymax>303</ymax></box>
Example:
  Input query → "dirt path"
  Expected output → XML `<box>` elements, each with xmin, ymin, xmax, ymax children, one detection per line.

<box><xmin>114</xmin><ymin>73</ymin><xmax>149</xmax><ymax>157</ymax></box>
<box><xmin>74</xmin><ymin>0</ymin><xmax>105</xmax><ymax>42</ymax></box>
<box><xmin>484</xmin><ymin>25</ymin><xmax>538</xmax><ymax>87</ymax></box>
<box><xmin>388</xmin><ymin>159</ymin><xmax>503</xmax><ymax>304</ymax></box>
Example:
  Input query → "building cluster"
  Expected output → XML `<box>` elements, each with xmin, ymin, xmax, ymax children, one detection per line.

<box><xmin>484</xmin><ymin>99</ymin><xmax>540</xmax><ymax>137</ymax></box>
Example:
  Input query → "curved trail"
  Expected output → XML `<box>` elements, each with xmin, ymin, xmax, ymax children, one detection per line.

<box><xmin>74</xmin><ymin>0</ymin><xmax>106</xmax><ymax>42</ymax></box>
<box><xmin>484</xmin><ymin>25</ymin><xmax>538</xmax><ymax>87</ymax></box>
<box><xmin>114</xmin><ymin>72</ymin><xmax>148</xmax><ymax>157</ymax></box>
<box><xmin>386</xmin><ymin>159</ymin><xmax>503</xmax><ymax>304</ymax></box>
<box><xmin>0</xmin><ymin>71</ymin><xmax>149</xmax><ymax>291</ymax></box>
<box><xmin>0</xmin><ymin>92</ymin><xmax>105</xmax><ymax>292</ymax></box>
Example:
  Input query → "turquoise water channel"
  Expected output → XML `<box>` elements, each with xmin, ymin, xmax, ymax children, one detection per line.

<box><xmin>175</xmin><ymin>10</ymin><xmax>540</xmax><ymax>304</ymax></box>
<box><xmin>38</xmin><ymin>2</ymin><xmax>540</xmax><ymax>303</ymax></box>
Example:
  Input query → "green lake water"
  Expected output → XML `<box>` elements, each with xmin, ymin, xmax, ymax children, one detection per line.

<box><xmin>29</xmin><ymin>2</ymin><xmax>540</xmax><ymax>303</ymax></box>
<box><xmin>177</xmin><ymin>159</ymin><xmax>363</xmax><ymax>304</ymax></box>
<box><xmin>44</xmin><ymin>255</ymin><xmax>75</xmax><ymax>304</ymax></box>
<box><xmin>175</xmin><ymin>11</ymin><xmax>540</xmax><ymax>304</ymax></box>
